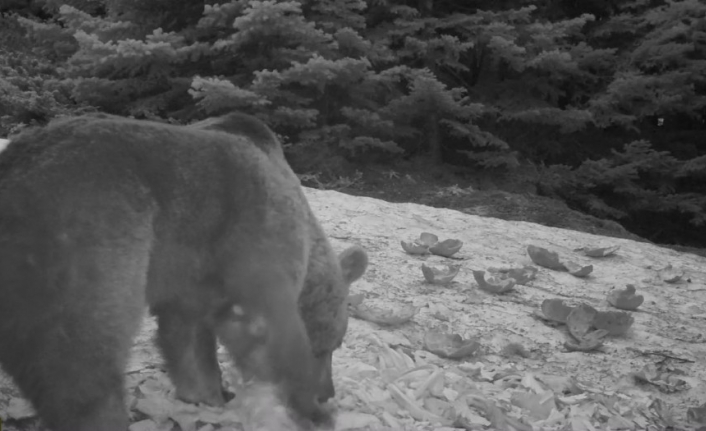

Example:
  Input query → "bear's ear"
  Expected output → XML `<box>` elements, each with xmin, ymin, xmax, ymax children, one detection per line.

<box><xmin>339</xmin><ymin>246</ymin><xmax>368</xmax><ymax>284</ymax></box>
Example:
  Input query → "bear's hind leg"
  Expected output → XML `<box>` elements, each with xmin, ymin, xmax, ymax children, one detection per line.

<box><xmin>0</xmin><ymin>241</ymin><xmax>150</xmax><ymax>431</ymax></box>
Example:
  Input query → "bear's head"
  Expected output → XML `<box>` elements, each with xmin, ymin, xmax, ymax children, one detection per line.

<box><xmin>299</xmin><ymin>241</ymin><xmax>367</xmax><ymax>403</ymax></box>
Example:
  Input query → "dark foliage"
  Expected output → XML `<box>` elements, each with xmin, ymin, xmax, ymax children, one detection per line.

<box><xmin>0</xmin><ymin>0</ymin><xmax>704</xmax><ymax>247</ymax></box>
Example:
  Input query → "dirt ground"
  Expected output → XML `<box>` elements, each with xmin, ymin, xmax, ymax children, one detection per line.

<box><xmin>2</xmin><ymin>163</ymin><xmax>705</xmax><ymax>431</ymax></box>
<box><xmin>303</xmin><ymin>186</ymin><xmax>706</xmax><ymax>431</ymax></box>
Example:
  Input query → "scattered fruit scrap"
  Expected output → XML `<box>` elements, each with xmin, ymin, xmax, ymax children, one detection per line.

<box><xmin>349</xmin><ymin>296</ymin><xmax>418</xmax><ymax>327</ymax></box>
<box><xmin>424</xmin><ymin>329</ymin><xmax>481</xmax><ymax>359</ymax></box>
<box><xmin>536</xmin><ymin>299</ymin><xmax>638</xmax><ymax>352</ymax></box>
<box><xmin>593</xmin><ymin>310</ymin><xmax>634</xmax><ymax>336</ymax></box>
<box><xmin>607</xmin><ymin>284</ymin><xmax>645</xmax><ymax>310</ymax></box>
<box><xmin>563</xmin><ymin>261</ymin><xmax>593</xmax><ymax>277</ymax></box>
<box><xmin>488</xmin><ymin>265</ymin><xmax>538</xmax><ymax>285</ymax></box>
<box><xmin>540</xmin><ymin>298</ymin><xmax>574</xmax><ymax>323</ymax></box>
<box><xmin>400</xmin><ymin>240</ymin><xmax>430</xmax><ymax>255</ymax></box>
<box><xmin>472</xmin><ymin>270</ymin><xmax>516</xmax><ymax>294</ymax></box>
<box><xmin>567</xmin><ymin>303</ymin><xmax>600</xmax><ymax>341</ymax></box>
<box><xmin>658</xmin><ymin>264</ymin><xmax>685</xmax><ymax>283</ymax></box>
<box><xmin>527</xmin><ymin>244</ymin><xmax>566</xmax><ymax>271</ymax></box>
<box><xmin>429</xmin><ymin>239</ymin><xmax>463</xmax><ymax>258</ymax></box>
<box><xmin>401</xmin><ymin>232</ymin><xmax>463</xmax><ymax>257</ymax></box>
<box><xmin>576</xmin><ymin>245</ymin><xmax>621</xmax><ymax>257</ymax></box>
<box><xmin>421</xmin><ymin>263</ymin><xmax>460</xmax><ymax>285</ymax></box>
<box><xmin>527</xmin><ymin>244</ymin><xmax>593</xmax><ymax>277</ymax></box>
<box><xmin>632</xmin><ymin>363</ymin><xmax>690</xmax><ymax>393</ymax></box>
<box><xmin>687</xmin><ymin>401</ymin><xmax>706</xmax><ymax>425</ymax></box>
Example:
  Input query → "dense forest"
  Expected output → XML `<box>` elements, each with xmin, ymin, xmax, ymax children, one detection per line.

<box><xmin>0</xmin><ymin>0</ymin><xmax>705</xmax><ymax>247</ymax></box>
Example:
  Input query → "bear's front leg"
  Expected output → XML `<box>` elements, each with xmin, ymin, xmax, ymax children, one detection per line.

<box><xmin>153</xmin><ymin>305</ymin><xmax>228</xmax><ymax>406</ymax></box>
<box><xmin>214</xmin><ymin>282</ymin><xmax>333</xmax><ymax>428</ymax></box>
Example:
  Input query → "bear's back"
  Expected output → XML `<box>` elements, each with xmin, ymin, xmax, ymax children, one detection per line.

<box><xmin>1</xmin><ymin>115</ymin><xmax>300</xmax><ymax>221</ymax></box>
<box><xmin>0</xmin><ymin>115</ymin><xmax>312</xmax><ymax>277</ymax></box>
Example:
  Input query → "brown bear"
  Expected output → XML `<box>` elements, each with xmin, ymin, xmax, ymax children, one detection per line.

<box><xmin>0</xmin><ymin>113</ymin><xmax>368</xmax><ymax>431</ymax></box>
<box><xmin>190</xmin><ymin>112</ymin><xmax>364</xmax><ymax>403</ymax></box>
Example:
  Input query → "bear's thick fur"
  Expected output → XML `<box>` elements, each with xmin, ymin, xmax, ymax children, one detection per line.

<box><xmin>0</xmin><ymin>113</ymin><xmax>367</xmax><ymax>431</ymax></box>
